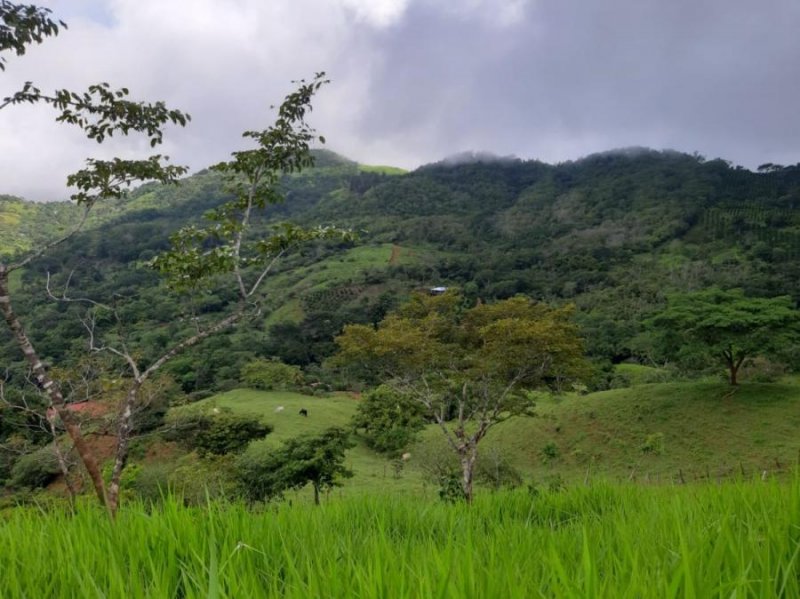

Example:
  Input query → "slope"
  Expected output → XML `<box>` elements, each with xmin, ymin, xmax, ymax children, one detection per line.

<box><xmin>135</xmin><ymin>379</ymin><xmax>800</xmax><ymax>502</ymax></box>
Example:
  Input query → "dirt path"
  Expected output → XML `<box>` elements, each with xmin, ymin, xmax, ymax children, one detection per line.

<box><xmin>389</xmin><ymin>244</ymin><xmax>401</xmax><ymax>265</ymax></box>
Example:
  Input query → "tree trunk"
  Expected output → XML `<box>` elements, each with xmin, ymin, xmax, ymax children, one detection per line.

<box><xmin>729</xmin><ymin>363</ymin><xmax>738</xmax><ymax>386</ymax></box>
<box><xmin>461</xmin><ymin>452</ymin><xmax>476</xmax><ymax>504</ymax></box>
<box><xmin>724</xmin><ymin>353</ymin><xmax>746</xmax><ymax>386</ymax></box>
<box><xmin>48</xmin><ymin>416</ymin><xmax>78</xmax><ymax>506</ymax></box>
<box><xmin>0</xmin><ymin>269</ymin><xmax>109</xmax><ymax>512</ymax></box>
<box><xmin>313</xmin><ymin>482</ymin><xmax>320</xmax><ymax>506</ymax></box>
<box><xmin>723</xmin><ymin>349</ymin><xmax>742</xmax><ymax>386</ymax></box>
<box><xmin>107</xmin><ymin>382</ymin><xmax>141</xmax><ymax>516</ymax></box>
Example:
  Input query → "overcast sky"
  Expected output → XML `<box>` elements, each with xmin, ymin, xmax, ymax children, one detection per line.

<box><xmin>2</xmin><ymin>0</ymin><xmax>799</xmax><ymax>201</ymax></box>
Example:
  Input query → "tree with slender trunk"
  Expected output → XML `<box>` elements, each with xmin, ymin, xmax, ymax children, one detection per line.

<box><xmin>648</xmin><ymin>288</ymin><xmax>800</xmax><ymax>386</ymax></box>
<box><xmin>2</xmin><ymin>3</ymin><xmax>347</xmax><ymax>516</ymax></box>
<box><xmin>333</xmin><ymin>292</ymin><xmax>587</xmax><ymax>502</ymax></box>
<box><xmin>1</xmin><ymin>1</ymin><xmax>189</xmax><ymax>513</ymax></box>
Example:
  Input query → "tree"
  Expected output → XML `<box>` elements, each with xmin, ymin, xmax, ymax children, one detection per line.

<box><xmin>163</xmin><ymin>407</ymin><xmax>272</xmax><ymax>457</ymax></box>
<box><xmin>236</xmin><ymin>427</ymin><xmax>354</xmax><ymax>505</ymax></box>
<box><xmin>1</xmin><ymin>3</ymin><xmax>349</xmax><ymax>515</ymax></box>
<box><xmin>240</xmin><ymin>358</ymin><xmax>304</xmax><ymax>391</ymax></box>
<box><xmin>350</xmin><ymin>384</ymin><xmax>427</xmax><ymax>455</ymax></box>
<box><xmin>332</xmin><ymin>292</ymin><xmax>587</xmax><ymax>502</ymax></box>
<box><xmin>648</xmin><ymin>288</ymin><xmax>800</xmax><ymax>385</ymax></box>
<box><xmin>1</xmin><ymin>2</ymin><xmax>189</xmax><ymax>513</ymax></box>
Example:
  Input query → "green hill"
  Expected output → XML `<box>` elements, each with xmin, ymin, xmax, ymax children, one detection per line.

<box><xmin>463</xmin><ymin>379</ymin><xmax>800</xmax><ymax>484</ymax></box>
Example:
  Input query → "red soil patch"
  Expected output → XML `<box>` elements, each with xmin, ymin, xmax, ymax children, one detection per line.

<box><xmin>144</xmin><ymin>440</ymin><xmax>182</xmax><ymax>463</ymax></box>
<box><xmin>87</xmin><ymin>434</ymin><xmax>118</xmax><ymax>462</ymax></box>
<box><xmin>46</xmin><ymin>400</ymin><xmax>112</xmax><ymax>421</ymax></box>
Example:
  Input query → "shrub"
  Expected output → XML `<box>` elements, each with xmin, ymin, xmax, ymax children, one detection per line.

<box><xmin>541</xmin><ymin>442</ymin><xmax>560</xmax><ymax>461</ymax></box>
<box><xmin>236</xmin><ymin>427</ymin><xmax>353</xmax><ymax>504</ymax></box>
<box><xmin>610</xmin><ymin>363</ymin><xmax>675</xmax><ymax>388</ymax></box>
<box><xmin>475</xmin><ymin>448</ymin><xmax>523</xmax><ymax>490</ymax></box>
<box><xmin>738</xmin><ymin>357</ymin><xmax>786</xmax><ymax>383</ymax></box>
<box><xmin>437</xmin><ymin>471</ymin><xmax>466</xmax><ymax>503</ymax></box>
<box><xmin>641</xmin><ymin>432</ymin><xmax>665</xmax><ymax>455</ymax></box>
<box><xmin>132</xmin><ymin>457</ymin><xmax>238</xmax><ymax>504</ymax></box>
<box><xmin>240</xmin><ymin>358</ymin><xmax>304</xmax><ymax>391</ymax></box>
<box><xmin>129</xmin><ymin>462</ymin><xmax>173</xmax><ymax>502</ymax></box>
<box><xmin>185</xmin><ymin>389</ymin><xmax>215</xmax><ymax>403</ymax></box>
<box><xmin>131</xmin><ymin>375</ymin><xmax>184</xmax><ymax>434</ymax></box>
<box><xmin>10</xmin><ymin>445</ymin><xmax>62</xmax><ymax>489</ymax></box>
<box><xmin>351</xmin><ymin>385</ymin><xmax>426</xmax><ymax>455</ymax></box>
<box><xmin>164</xmin><ymin>408</ymin><xmax>272</xmax><ymax>456</ymax></box>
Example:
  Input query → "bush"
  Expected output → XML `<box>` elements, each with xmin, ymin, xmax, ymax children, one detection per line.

<box><xmin>185</xmin><ymin>389</ymin><xmax>215</xmax><ymax>403</ymax></box>
<box><xmin>10</xmin><ymin>445</ymin><xmax>62</xmax><ymax>489</ymax></box>
<box><xmin>610</xmin><ymin>363</ymin><xmax>675</xmax><ymax>388</ymax></box>
<box><xmin>475</xmin><ymin>448</ymin><xmax>523</xmax><ymax>490</ymax></box>
<box><xmin>129</xmin><ymin>462</ymin><xmax>173</xmax><ymax>502</ymax></box>
<box><xmin>641</xmin><ymin>432</ymin><xmax>665</xmax><ymax>455</ymax></box>
<box><xmin>131</xmin><ymin>375</ymin><xmax>184</xmax><ymax>434</ymax></box>
<box><xmin>541</xmin><ymin>442</ymin><xmax>560</xmax><ymax>462</ymax></box>
<box><xmin>164</xmin><ymin>408</ymin><xmax>272</xmax><ymax>456</ymax></box>
<box><xmin>240</xmin><ymin>359</ymin><xmax>304</xmax><ymax>391</ymax></box>
<box><xmin>738</xmin><ymin>357</ymin><xmax>786</xmax><ymax>383</ymax></box>
<box><xmin>235</xmin><ymin>427</ymin><xmax>353</xmax><ymax>504</ymax></box>
<box><xmin>351</xmin><ymin>385</ymin><xmax>427</xmax><ymax>455</ymax></box>
<box><xmin>131</xmin><ymin>457</ymin><xmax>238</xmax><ymax>504</ymax></box>
<box><xmin>437</xmin><ymin>471</ymin><xmax>466</xmax><ymax>503</ymax></box>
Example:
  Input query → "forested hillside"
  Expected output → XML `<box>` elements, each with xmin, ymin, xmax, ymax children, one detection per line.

<box><xmin>2</xmin><ymin>148</ymin><xmax>800</xmax><ymax>395</ymax></box>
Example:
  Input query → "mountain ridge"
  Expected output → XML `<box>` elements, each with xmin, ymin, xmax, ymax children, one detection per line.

<box><xmin>1</xmin><ymin>146</ymin><xmax>799</xmax><ymax>392</ymax></box>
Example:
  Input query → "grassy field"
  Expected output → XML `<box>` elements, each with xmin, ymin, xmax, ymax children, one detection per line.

<box><xmin>260</xmin><ymin>242</ymin><xmax>454</xmax><ymax>327</ymax></box>
<box><xmin>163</xmin><ymin>378</ymin><xmax>800</xmax><ymax>501</ymax></box>
<box><xmin>167</xmin><ymin>390</ymin><xmax>428</xmax><ymax>498</ymax></box>
<box><xmin>1</xmin><ymin>479</ymin><xmax>798</xmax><ymax>598</ymax></box>
<box><xmin>471</xmin><ymin>379</ymin><xmax>800</xmax><ymax>483</ymax></box>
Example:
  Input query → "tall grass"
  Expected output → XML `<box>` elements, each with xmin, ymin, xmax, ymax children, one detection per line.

<box><xmin>2</xmin><ymin>478</ymin><xmax>798</xmax><ymax>598</ymax></box>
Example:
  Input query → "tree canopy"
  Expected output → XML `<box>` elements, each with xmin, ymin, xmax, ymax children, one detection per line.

<box><xmin>648</xmin><ymin>288</ymin><xmax>800</xmax><ymax>385</ymax></box>
<box><xmin>333</xmin><ymin>292</ymin><xmax>587</xmax><ymax>501</ymax></box>
<box><xmin>236</xmin><ymin>427</ymin><xmax>354</xmax><ymax>505</ymax></box>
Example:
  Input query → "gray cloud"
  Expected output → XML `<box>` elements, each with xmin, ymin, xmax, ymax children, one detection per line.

<box><xmin>1</xmin><ymin>0</ymin><xmax>799</xmax><ymax>200</ymax></box>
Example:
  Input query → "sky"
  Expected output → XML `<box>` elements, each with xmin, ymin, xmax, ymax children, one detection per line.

<box><xmin>2</xmin><ymin>0</ymin><xmax>799</xmax><ymax>201</ymax></box>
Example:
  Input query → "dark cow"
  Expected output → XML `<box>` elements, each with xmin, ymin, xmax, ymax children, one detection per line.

<box><xmin>299</xmin><ymin>408</ymin><xmax>308</xmax><ymax>417</ymax></box>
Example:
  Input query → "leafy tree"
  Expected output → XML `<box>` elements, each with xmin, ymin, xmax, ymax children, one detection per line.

<box><xmin>350</xmin><ymin>384</ymin><xmax>427</xmax><ymax>454</ymax></box>
<box><xmin>1</xmin><ymin>3</ymin><xmax>349</xmax><ymax>515</ymax></box>
<box><xmin>240</xmin><ymin>358</ymin><xmax>304</xmax><ymax>391</ymax></box>
<box><xmin>1</xmin><ymin>1</ymin><xmax>189</xmax><ymax>512</ymax></box>
<box><xmin>163</xmin><ymin>408</ymin><xmax>271</xmax><ymax>457</ymax></box>
<box><xmin>236</xmin><ymin>427</ymin><xmax>353</xmax><ymax>505</ymax></box>
<box><xmin>333</xmin><ymin>292</ymin><xmax>587</xmax><ymax>502</ymax></box>
<box><xmin>648</xmin><ymin>288</ymin><xmax>800</xmax><ymax>385</ymax></box>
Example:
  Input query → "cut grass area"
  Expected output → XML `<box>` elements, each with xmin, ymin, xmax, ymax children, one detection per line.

<box><xmin>161</xmin><ymin>379</ymin><xmax>800</xmax><ymax>498</ymax></box>
<box><xmin>198</xmin><ymin>389</ymin><xmax>357</xmax><ymax>443</ymax></box>
<box><xmin>613</xmin><ymin>362</ymin><xmax>671</xmax><ymax>384</ymax></box>
<box><xmin>413</xmin><ymin>380</ymin><xmax>800</xmax><ymax>485</ymax></box>
<box><xmin>170</xmin><ymin>389</ymin><xmax>428</xmax><ymax>497</ymax></box>
<box><xmin>261</xmin><ymin>242</ymin><xmax>453</xmax><ymax>326</ymax></box>
<box><xmin>358</xmin><ymin>164</ymin><xmax>407</xmax><ymax>175</ymax></box>
<box><xmin>170</xmin><ymin>380</ymin><xmax>800</xmax><ymax>499</ymax></box>
<box><xmin>2</xmin><ymin>480</ymin><xmax>798</xmax><ymax>597</ymax></box>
